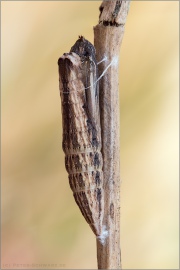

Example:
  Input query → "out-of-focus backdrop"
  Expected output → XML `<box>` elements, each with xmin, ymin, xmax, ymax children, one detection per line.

<box><xmin>1</xmin><ymin>1</ymin><xmax>179</xmax><ymax>269</ymax></box>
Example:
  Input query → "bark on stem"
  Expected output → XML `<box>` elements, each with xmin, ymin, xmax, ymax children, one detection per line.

<box><xmin>94</xmin><ymin>1</ymin><xmax>130</xmax><ymax>269</ymax></box>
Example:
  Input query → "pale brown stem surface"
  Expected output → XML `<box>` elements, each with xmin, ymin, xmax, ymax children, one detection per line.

<box><xmin>94</xmin><ymin>1</ymin><xmax>130</xmax><ymax>269</ymax></box>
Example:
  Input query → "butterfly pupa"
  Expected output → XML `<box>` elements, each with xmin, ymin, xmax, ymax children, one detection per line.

<box><xmin>58</xmin><ymin>36</ymin><xmax>104</xmax><ymax>236</ymax></box>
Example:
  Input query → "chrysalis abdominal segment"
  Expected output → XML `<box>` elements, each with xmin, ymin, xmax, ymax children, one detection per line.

<box><xmin>58</xmin><ymin>36</ymin><xmax>103</xmax><ymax>236</ymax></box>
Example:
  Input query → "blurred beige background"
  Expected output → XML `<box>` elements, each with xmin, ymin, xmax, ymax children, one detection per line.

<box><xmin>1</xmin><ymin>1</ymin><xmax>179</xmax><ymax>269</ymax></box>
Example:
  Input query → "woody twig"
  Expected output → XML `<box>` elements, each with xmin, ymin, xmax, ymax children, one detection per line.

<box><xmin>94</xmin><ymin>1</ymin><xmax>130</xmax><ymax>269</ymax></box>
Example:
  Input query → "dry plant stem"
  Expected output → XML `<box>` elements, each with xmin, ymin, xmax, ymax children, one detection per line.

<box><xmin>94</xmin><ymin>1</ymin><xmax>130</xmax><ymax>269</ymax></box>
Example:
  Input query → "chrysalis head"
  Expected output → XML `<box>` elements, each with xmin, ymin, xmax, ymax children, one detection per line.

<box><xmin>70</xmin><ymin>36</ymin><xmax>96</xmax><ymax>63</ymax></box>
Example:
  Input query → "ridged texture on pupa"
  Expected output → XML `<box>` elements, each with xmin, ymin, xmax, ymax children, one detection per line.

<box><xmin>58</xmin><ymin>37</ymin><xmax>103</xmax><ymax>236</ymax></box>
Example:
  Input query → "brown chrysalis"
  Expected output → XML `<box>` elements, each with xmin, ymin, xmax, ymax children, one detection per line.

<box><xmin>58</xmin><ymin>36</ymin><xmax>103</xmax><ymax>236</ymax></box>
